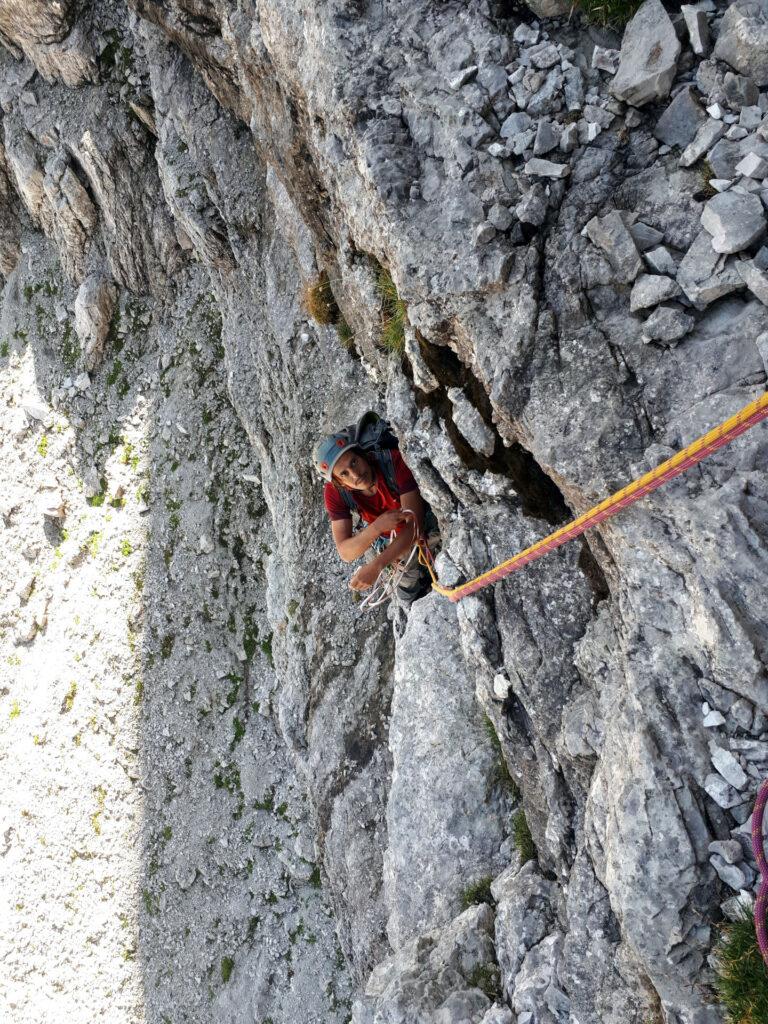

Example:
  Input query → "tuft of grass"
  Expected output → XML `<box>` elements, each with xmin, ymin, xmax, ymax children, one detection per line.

<box><xmin>513</xmin><ymin>809</ymin><xmax>536</xmax><ymax>865</ymax></box>
<box><xmin>221</xmin><ymin>956</ymin><xmax>235</xmax><ymax>983</ymax></box>
<box><xmin>302</xmin><ymin>271</ymin><xmax>340</xmax><ymax>326</ymax></box>
<box><xmin>467</xmin><ymin>963</ymin><xmax>502</xmax><ymax>1002</ymax></box>
<box><xmin>461</xmin><ymin>876</ymin><xmax>494</xmax><ymax>910</ymax></box>
<box><xmin>713</xmin><ymin>907</ymin><xmax>768</xmax><ymax>1024</ymax></box>
<box><xmin>375</xmin><ymin>263</ymin><xmax>407</xmax><ymax>354</ymax></box>
<box><xmin>336</xmin><ymin>316</ymin><xmax>355</xmax><ymax>350</ymax></box>
<box><xmin>575</xmin><ymin>0</ymin><xmax>642</xmax><ymax>28</ymax></box>
<box><xmin>36</xmin><ymin>434</ymin><xmax>49</xmax><ymax>457</ymax></box>
<box><xmin>484</xmin><ymin>716</ymin><xmax>520</xmax><ymax>799</ymax></box>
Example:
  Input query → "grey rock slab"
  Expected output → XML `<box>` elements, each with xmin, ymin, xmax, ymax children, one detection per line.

<box><xmin>679</xmin><ymin>117</ymin><xmax>726</xmax><ymax>167</ymax></box>
<box><xmin>513</xmin><ymin>932</ymin><xmax>569</xmax><ymax>1022</ymax></box>
<box><xmin>479</xmin><ymin>1005</ymin><xmax>514</xmax><ymax>1024</ymax></box>
<box><xmin>709</xmin><ymin>839</ymin><xmax>744</xmax><ymax>864</ymax></box>
<box><xmin>610</xmin><ymin>0</ymin><xmax>681</xmax><ymax>107</ymax></box>
<box><xmin>700</xmin><ymin>190</ymin><xmax>767</xmax><ymax>253</ymax></box>
<box><xmin>449</xmin><ymin>65</ymin><xmax>479</xmax><ymax>90</ymax></box>
<box><xmin>586</xmin><ymin>209</ymin><xmax>644</xmax><ymax>283</ymax></box>
<box><xmin>516</xmin><ymin>186</ymin><xmax>548</xmax><ymax>226</ymax></box>
<box><xmin>681</xmin><ymin>5</ymin><xmax>711</xmax><ymax>56</ymax></box>
<box><xmin>714</xmin><ymin>0</ymin><xmax>768</xmax><ymax>87</ymax></box>
<box><xmin>711</xmin><ymin>746</ymin><xmax>749</xmax><ymax>789</ymax></box>
<box><xmin>488</xmin><ymin>203</ymin><xmax>514</xmax><ymax>231</ymax></box>
<box><xmin>446</xmin><ymin>387</ymin><xmax>496</xmax><ymax>456</ymax></box>
<box><xmin>676</xmin><ymin>229</ymin><xmax>746</xmax><ymax>306</ymax></box>
<box><xmin>494</xmin><ymin>862</ymin><xmax>557</xmax><ymax>997</ymax></box>
<box><xmin>736</xmin><ymin>151</ymin><xmax>768</xmax><ymax>179</ymax></box>
<box><xmin>709</xmin><ymin>133</ymin><xmax>768</xmax><ymax>178</ymax></box>
<box><xmin>592</xmin><ymin>45</ymin><xmax>620</xmax><ymax>73</ymax></box>
<box><xmin>630</xmin><ymin>273</ymin><xmax>681</xmax><ymax>311</ymax></box>
<box><xmin>384</xmin><ymin>597</ymin><xmax>511</xmax><ymax>948</ymax></box>
<box><xmin>740</xmin><ymin>106</ymin><xmax>764</xmax><ymax>130</ymax></box>
<box><xmin>644</xmin><ymin>245</ymin><xmax>679</xmax><ymax>274</ymax></box>
<box><xmin>704</xmin><ymin>772</ymin><xmax>743</xmax><ymax>808</ymax></box>
<box><xmin>73</xmin><ymin>273</ymin><xmax>118</xmax><ymax>371</ymax></box>
<box><xmin>533</xmin><ymin>119</ymin><xmax>559</xmax><ymax>156</ymax></box>
<box><xmin>524</xmin><ymin>157</ymin><xmax>569</xmax><ymax>178</ymax></box>
<box><xmin>710</xmin><ymin>854</ymin><xmax>750</xmax><ymax>890</ymax></box>
<box><xmin>654</xmin><ymin>86</ymin><xmax>706</xmax><ymax>148</ymax></box>
<box><xmin>703</xmin><ymin>709</ymin><xmax>727</xmax><ymax>727</ymax></box>
<box><xmin>723</xmin><ymin>70</ymin><xmax>759</xmax><ymax>108</ymax></box>
<box><xmin>630</xmin><ymin>221</ymin><xmax>665</xmax><ymax>251</ymax></box>
<box><xmin>641</xmin><ymin>304</ymin><xmax>695</xmax><ymax>343</ymax></box>
<box><xmin>500</xmin><ymin>111</ymin><xmax>532</xmax><ymax>139</ymax></box>
<box><xmin>737</xmin><ymin>259</ymin><xmax>768</xmax><ymax>303</ymax></box>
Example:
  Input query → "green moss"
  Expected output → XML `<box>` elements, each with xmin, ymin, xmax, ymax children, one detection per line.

<box><xmin>160</xmin><ymin>634</ymin><xmax>175</xmax><ymax>660</ymax></box>
<box><xmin>120</xmin><ymin>539</ymin><xmax>133</xmax><ymax>557</ymax></box>
<box><xmin>9</xmin><ymin>699</ymin><xmax>21</xmax><ymax>720</ymax></box>
<box><xmin>461</xmin><ymin>876</ymin><xmax>494</xmax><ymax>910</ymax></box>
<box><xmin>36</xmin><ymin>434</ymin><xmax>49</xmax><ymax>457</ymax></box>
<box><xmin>253</xmin><ymin>788</ymin><xmax>274</xmax><ymax>812</ymax></box>
<box><xmin>260</xmin><ymin>633</ymin><xmax>274</xmax><ymax>667</ymax></box>
<box><xmin>374</xmin><ymin>262</ymin><xmax>407</xmax><ymax>354</ymax></box>
<box><xmin>106</xmin><ymin>358</ymin><xmax>123</xmax><ymax>387</ymax></box>
<box><xmin>61</xmin><ymin>323</ymin><xmax>79</xmax><ymax>369</ymax></box>
<box><xmin>0</xmin><ymin>340</ymin><xmax>8</xmax><ymax>358</ymax></box>
<box><xmin>513</xmin><ymin>809</ymin><xmax>536</xmax><ymax>865</ymax></box>
<box><xmin>134</xmin><ymin>678</ymin><xmax>144</xmax><ymax>705</ymax></box>
<box><xmin>162</xmin><ymin>825</ymin><xmax>172</xmax><ymax>842</ymax></box>
<box><xmin>231</xmin><ymin>717</ymin><xmax>245</xmax><ymax>747</ymax></box>
<box><xmin>713</xmin><ymin>907</ymin><xmax>768</xmax><ymax>1024</ymax></box>
<box><xmin>574</xmin><ymin>0</ymin><xmax>642</xmax><ymax>27</ymax></box>
<box><xmin>309</xmin><ymin>865</ymin><xmax>322</xmax><ymax>889</ymax></box>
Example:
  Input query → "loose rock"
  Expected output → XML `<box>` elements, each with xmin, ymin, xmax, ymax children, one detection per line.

<box><xmin>714</xmin><ymin>0</ymin><xmax>768</xmax><ymax>88</ymax></box>
<box><xmin>610</xmin><ymin>0</ymin><xmax>681</xmax><ymax>107</ymax></box>
<box><xmin>700</xmin><ymin>191</ymin><xmax>767</xmax><ymax>253</ymax></box>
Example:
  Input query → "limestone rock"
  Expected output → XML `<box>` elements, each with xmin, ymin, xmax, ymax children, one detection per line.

<box><xmin>700</xmin><ymin>191</ymin><xmax>767</xmax><ymax>253</ymax></box>
<box><xmin>629</xmin><ymin>274</ymin><xmax>681</xmax><ymax>311</ymax></box>
<box><xmin>586</xmin><ymin>210</ymin><xmax>643</xmax><ymax>283</ymax></box>
<box><xmin>679</xmin><ymin>117</ymin><xmax>726</xmax><ymax>167</ymax></box>
<box><xmin>681</xmin><ymin>5</ymin><xmax>711</xmax><ymax>56</ymax></box>
<box><xmin>610</xmin><ymin>0</ymin><xmax>681</xmax><ymax>107</ymax></box>
<box><xmin>714</xmin><ymin>0</ymin><xmax>768</xmax><ymax>88</ymax></box>
<box><xmin>447</xmin><ymin>387</ymin><xmax>496</xmax><ymax>457</ymax></box>
<box><xmin>737</xmin><ymin>258</ymin><xmax>768</xmax><ymax>304</ymax></box>
<box><xmin>711</xmin><ymin>747</ymin><xmax>748</xmax><ymax>790</ymax></box>
<box><xmin>676</xmin><ymin>229</ymin><xmax>746</xmax><ymax>306</ymax></box>
<box><xmin>641</xmin><ymin>304</ymin><xmax>695</xmax><ymax>344</ymax></box>
<box><xmin>654</xmin><ymin>86</ymin><xmax>706</xmax><ymax>148</ymax></box>
<box><xmin>74</xmin><ymin>274</ymin><xmax>118</xmax><ymax>371</ymax></box>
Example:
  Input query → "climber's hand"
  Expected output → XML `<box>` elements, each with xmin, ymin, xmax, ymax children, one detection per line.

<box><xmin>374</xmin><ymin>509</ymin><xmax>409</xmax><ymax>536</ymax></box>
<box><xmin>349</xmin><ymin>563</ymin><xmax>380</xmax><ymax>591</ymax></box>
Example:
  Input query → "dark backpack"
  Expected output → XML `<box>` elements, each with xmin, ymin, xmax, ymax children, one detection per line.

<box><xmin>337</xmin><ymin>411</ymin><xmax>400</xmax><ymax>513</ymax></box>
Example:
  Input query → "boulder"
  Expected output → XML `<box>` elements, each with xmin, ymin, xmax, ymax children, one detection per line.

<box><xmin>630</xmin><ymin>274</ymin><xmax>681</xmax><ymax>311</ymax></box>
<box><xmin>73</xmin><ymin>273</ymin><xmax>118</xmax><ymax>370</ymax></box>
<box><xmin>654</xmin><ymin>86</ymin><xmax>706</xmax><ymax>148</ymax></box>
<box><xmin>585</xmin><ymin>210</ymin><xmax>643</xmax><ymax>283</ymax></box>
<box><xmin>641</xmin><ymin>304</ymin><xmax>695</xmax><ymax>344</ymax></box>
<box><xmin>737</xmin><ymin>258</ymin><xmax>768</xmax><ymax>304</ymax></box>
<box><xmin>681</xmin><ymin>4</ymin><xmax>711</xmax><ymax>56</ymax></box>
<box><xmin>700</xmin><ymin>191</ymin><xmax>767</xmax><ymax>253</ymax></box>
<box><xmin>714</xmin><ymin>0</ymin><xmax>768</xmax><ymax>87</ymax></box>
<box><xmin>610</xmin><ymin>0</ymin><xmax>681</xmax><ymax>107</ymax></box>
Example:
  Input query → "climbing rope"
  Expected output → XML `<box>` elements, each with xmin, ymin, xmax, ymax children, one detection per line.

<box><xmin>752</xmin><ymin>779</ymin><xmax>768</xmax><ymax>965</ymax></box>
<box><xmin>357</xmin><ymin>510</ymin><xmax>425</xmax><ymax>610</ymax></box>
<box><xmin>418</xmin><ymin>390</ymin><xmax>768</xmax><ymax>603</ymax></box>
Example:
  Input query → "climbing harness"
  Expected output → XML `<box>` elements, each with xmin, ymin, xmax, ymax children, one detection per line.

<box><xmin>418</xmin><ymin>390</ymin><xmax>768</xmax><ymax>603</ymax></box>
<box><xmin>752</xmin><ymin>779</ymin><xmax>768</xmax><ymax>966</ymax></box>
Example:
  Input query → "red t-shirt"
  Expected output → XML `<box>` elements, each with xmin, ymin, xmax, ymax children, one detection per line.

<box><xmin>324</xmin><ymin>450</ymin><xmax>417</xmax><ymax>531</ymax></box>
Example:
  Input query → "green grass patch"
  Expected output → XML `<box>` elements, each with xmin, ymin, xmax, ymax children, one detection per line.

<box><xmin>513</xmin><ymin>809</ymin><xmax>536</xmax><ymax>865</ymax></box>
<box><xmin>467</xmin><ymin>963</ymin><xmax>502</xmax><ymax>1002</ymax></box>
<box><xmin>575</xmin><ymin>0</ymin><xmax>642</xmax><ymax>27</ymax></box>
<box><xmin>36</xmin><ymin>434</ymin><xmax>49</xmax><ymax>457</ymax></box>
<box><xmin>374</xmin><ymin>262</ymin><xmax>407</xmax><ymax>354</ymax></box>
<box><xmin>713</xmin><ymin>907</ymin><xmax>768</xmax><ymax>1024</ymax></box>
<box><xmin>221</xmin><ymin>956</ymin><xmax>235</xmax><ymax>983</ymax></box>
<box><xmin>484</xmin><ymin>715</ymin><xmax>520</xmax><ymax>798</ymax></box>
<box><xmin>461</xmin><ymin>876</ymin><xmax>494</xmax><ymax>910</ymax></box>
<box><xmin>337</xmin><ymin>317</ymin><xmax>355</xmax><ymax>350</ymax></box>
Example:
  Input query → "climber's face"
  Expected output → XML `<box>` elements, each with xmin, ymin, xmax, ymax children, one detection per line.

<box><xmin>333</xmin><ymin>449</ymin><xmax>374</xmax><ymax>490</ymax></box>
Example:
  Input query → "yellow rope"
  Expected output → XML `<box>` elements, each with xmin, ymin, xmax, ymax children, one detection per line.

<box><xmin>424</xmin><ymin>390</ymin><xmax>768</xmax><ymax>603</ymax></box>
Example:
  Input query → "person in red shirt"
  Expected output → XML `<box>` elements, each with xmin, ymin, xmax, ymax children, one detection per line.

<box><xmin>313</xmin><ymin>422</ymin><xmax>429</xmax><ymax>602</ymax></box>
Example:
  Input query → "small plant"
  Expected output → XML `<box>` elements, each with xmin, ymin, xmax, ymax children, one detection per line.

<box><xmin>467</xmin><ymin>963</ymin><xmax>502</xmax><ymax>1002</ymax></box>
<box><xmin>91</xmin><ymin>786</ymin><xmax>106</xmax><ymax>835</ymax></box>
<box><xmin>461</xmin><ymin>876</ymin><xmax>494</xmax><ymax>910</ymax></box>
<box><xmin>63</xmin><ymin>681</ymin><xmax>77</xmax><ymax>712</ymax></box>
<box><xmin>9</xmin><ymin>700</ymin><xmax>21</xmax><ymax>720</ymax></box>
<box><xmin>221</xmin><ymin>956</ymin><xmax>235</xmax><ymax>983</ymax></box>
<box><xmin>1</xmin><ymin>340</ymin><xmax>9</xmax><ymax>358</ymax></box>
<box><xmin>160</xmin><ymin>634</ymin><xmax>175</xmax><ymax>660</ymax></box>
<box><xmin>302</xmin><ymin>271</ymin><xmax>340</xmax><ymax>326</ymax></box>
<box><xmin>337</xmin><ymin>317</ymin><xmax>355</xmax><ymax>350</ymax></box>
<box><xmin>37</xmin><ymin>434</ymin><xmax>49</xmax><ymax>457</ymax></box>
<box><xmin>513</xmin><ymin>809</ymin><xmax>536</xmax><ymax>865</ymax></box>
<box><xmin>574</xmin><ymin>0</ymin><xmax>642</xmax><ymax>27</ymax></box>
<box><xmin>375</xmin><ymin>262</ymin><xmax>407</xmax><ymax>354</ymax></box>
<box><xmin>484</xmin><ymin>716</ymin><xmax>520</xmax><ymax>798</ymax></box>
<box><xmin>713</xmin><ymin>907</ymin><xmax>768</xmax><ymax>1024</ymax></box>
<box><xmin>121</xmin><ymin>539</ymin><xmax>133</xmax><ymax>557</ymax></box>
<box><xmin>309</xmin><ymin>866</ymin><xmax>322</xmax><ymax>889</ymax></box>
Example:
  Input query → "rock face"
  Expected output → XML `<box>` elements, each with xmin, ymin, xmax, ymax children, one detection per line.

<box><xmin>714</xmin><ymin>0</ymin><xmax>768</xmax><ymax>87</ymax></box>
<box><xmin>3</xmin><ymin>2</ymin><xmax>768</xmax><ymax>1024</ymax></box>
<box><xmin>610</xmin><ymin>0</ymin><xmax>681</xmax><ymax>106</ymax></box>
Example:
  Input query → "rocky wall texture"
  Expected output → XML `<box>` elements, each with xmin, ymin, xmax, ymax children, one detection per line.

<box><xmin>2</xmin><ymin>1</ymin><xmax>768</xmax><ymax>1023</ymax></box>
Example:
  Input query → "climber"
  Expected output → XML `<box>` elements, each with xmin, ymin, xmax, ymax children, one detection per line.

<box><xmin>313</xmin><ymin>412</ymin><xmax>435</xmax><ymax>606</ymax></box>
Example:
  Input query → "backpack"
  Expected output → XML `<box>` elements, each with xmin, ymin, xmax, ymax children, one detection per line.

<box><xmin>337</xmin><ymin>411</ymin><xmax>400</xmax><ymax>514</ymax></box>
